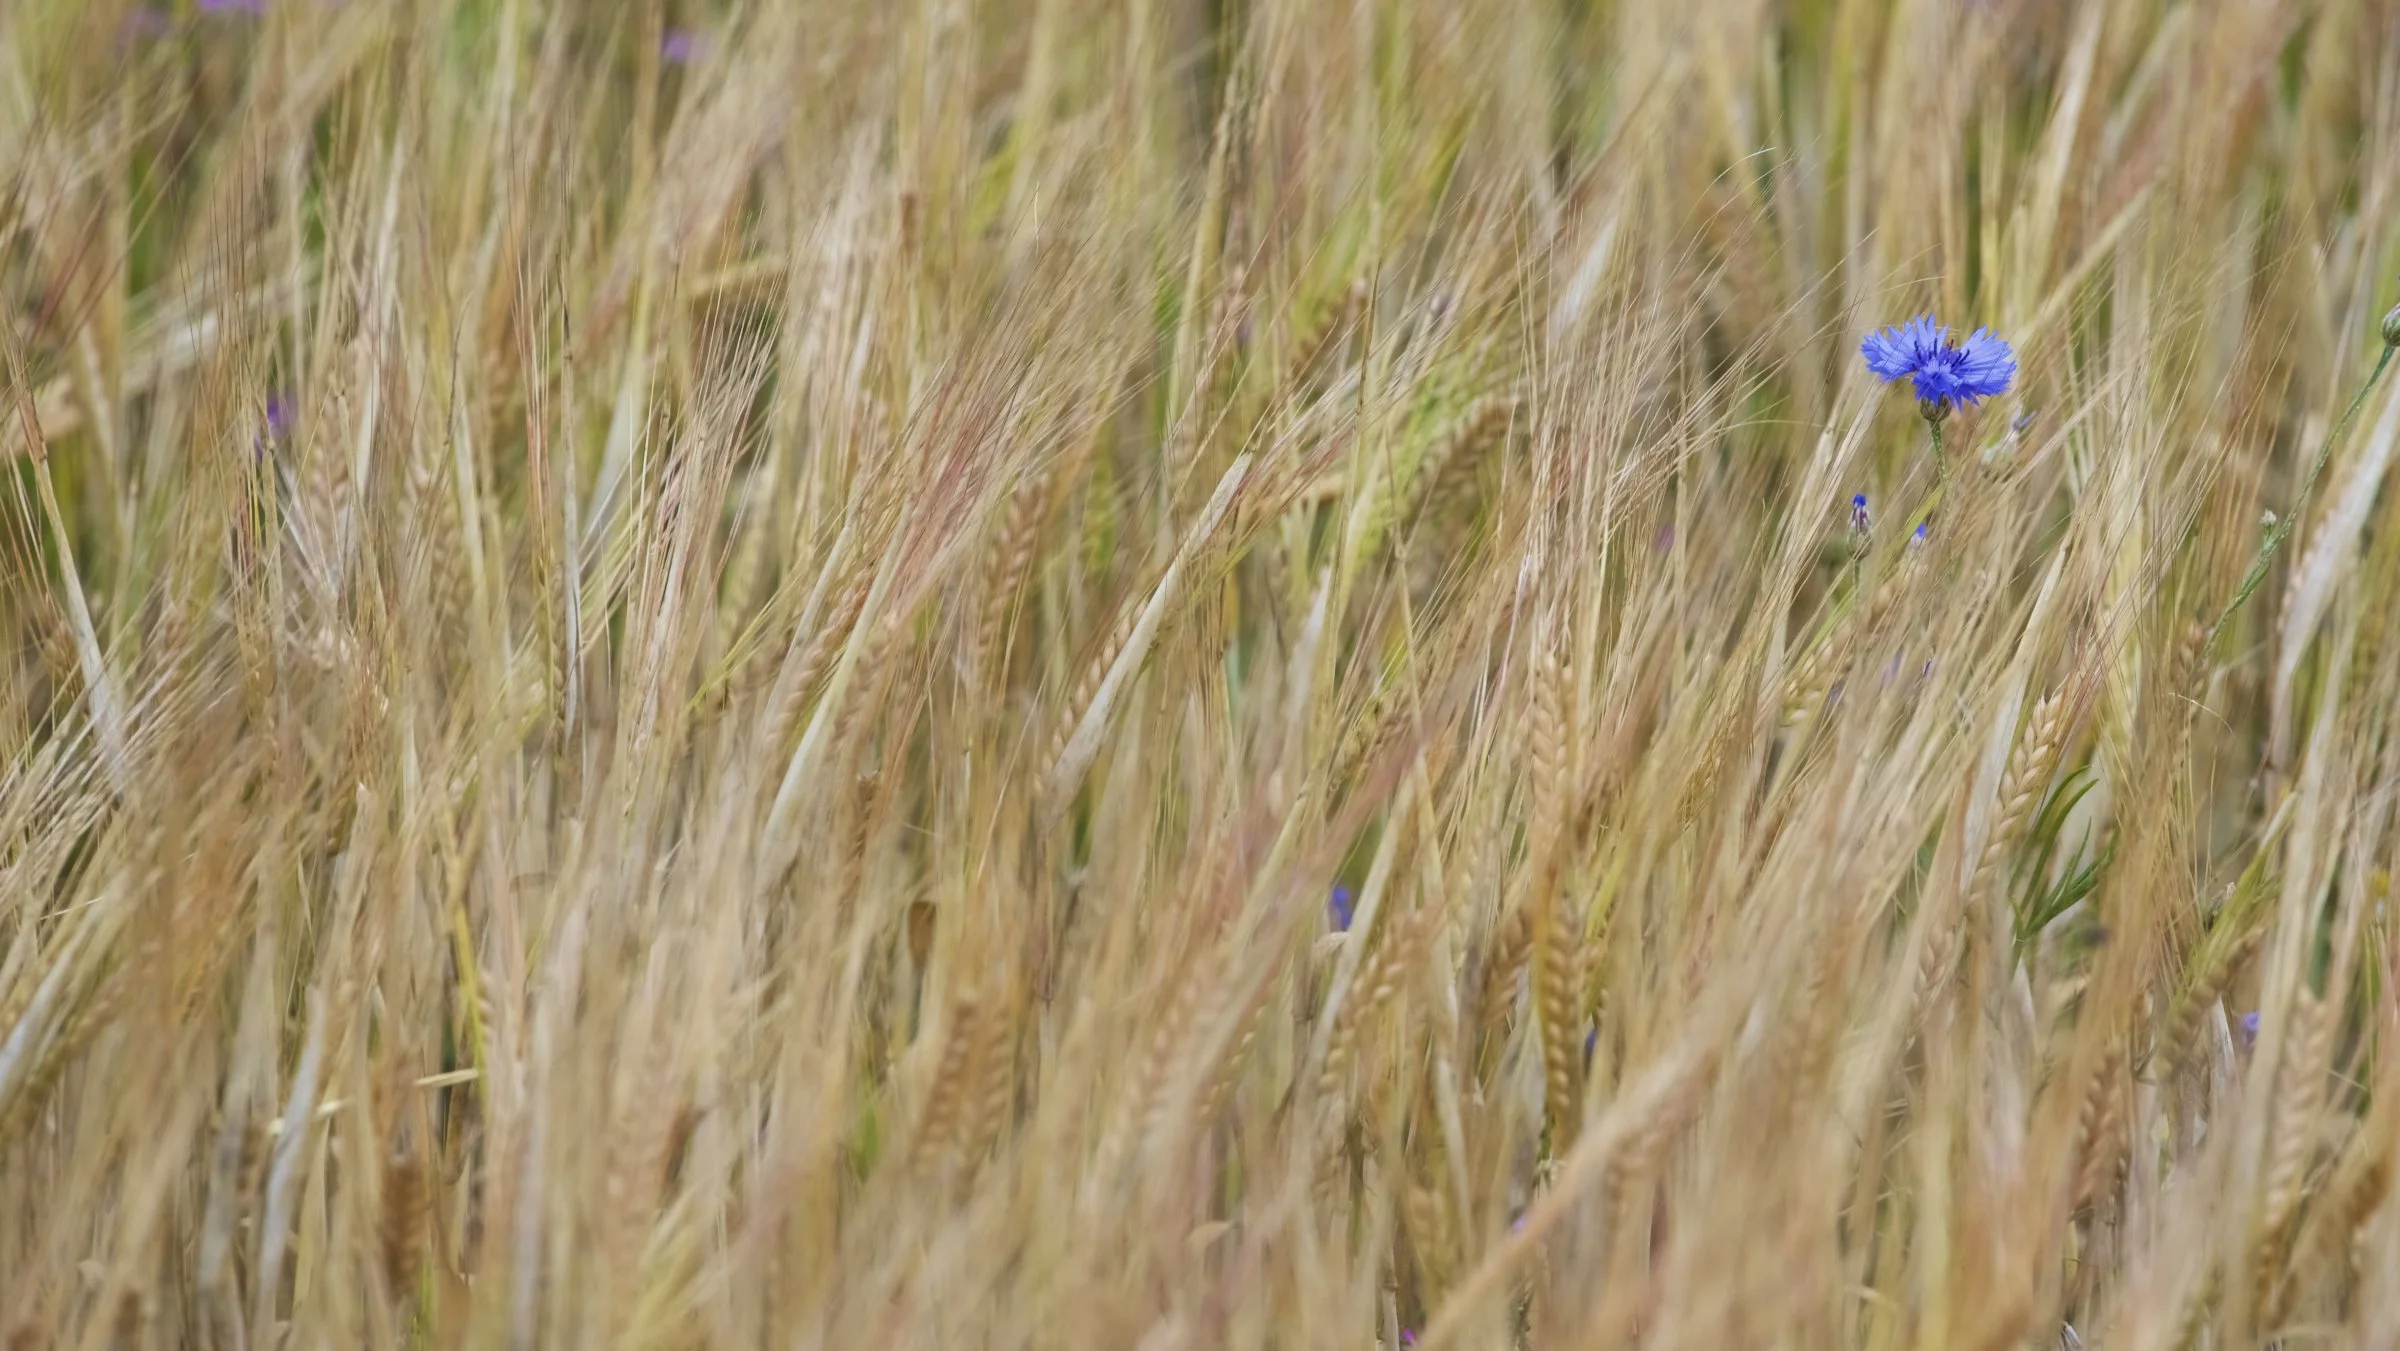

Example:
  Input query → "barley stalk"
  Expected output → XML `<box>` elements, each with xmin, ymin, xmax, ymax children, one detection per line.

<box><xmin>2255</xmin><ymin>990</ymin><xmax>2336</xmax><ymax>1321</ymax></box>
<box><xmin>1917</xmin><ymin>690</ymin><xmax>2068</xmax><ymax>1019</ymax></box>
<box><xmin>910</xmin><ymin>991</ymin><xmax>985</xmax><ymax>1174</ymax></box>
<box><xmin>11</xmin><ymin>10</ymin><xmax>2400</xmax><ymax>1346</ymax></box>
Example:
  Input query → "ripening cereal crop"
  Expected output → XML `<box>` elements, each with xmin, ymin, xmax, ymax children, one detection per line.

<box><xmin>3</xmin><ymin>2</ymin><xmax>2400</xmax><ymax>1347</ymax></box>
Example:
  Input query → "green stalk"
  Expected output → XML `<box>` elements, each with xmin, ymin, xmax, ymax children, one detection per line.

<box><xmin>2208</xmin><ymin>341</ymin><xmax>2396</xmax><ymax>650</ymax></box>
<box><xmin>1915</xmin><ymin>396</ymin><xmax>1952</xmax><ymax>528</ymax></box>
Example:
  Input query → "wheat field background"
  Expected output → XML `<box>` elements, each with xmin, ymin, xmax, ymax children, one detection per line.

<box><xmin>3</xmin><ymin>0</ymin><xmax>2400</xmax><ymax>1346</ymax></box>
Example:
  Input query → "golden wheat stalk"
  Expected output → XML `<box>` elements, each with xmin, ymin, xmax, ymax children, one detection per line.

<box><xmin>2254</xmin><ymin>989</ymin><xmax>2337</xmax><ymax>1321</ymax></box>
<box><xmin>1047</xmin><ymin>454</ymin><xmax>1253</xmax><ymax>806</ymax></box>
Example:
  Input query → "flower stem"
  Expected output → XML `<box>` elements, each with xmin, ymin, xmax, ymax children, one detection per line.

<box><xmin>2207</xmin><ymin>341</ymin><xmax>2396</xmax><ymax>651</ymax></box>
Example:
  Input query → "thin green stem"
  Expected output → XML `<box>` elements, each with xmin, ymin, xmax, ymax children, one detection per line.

<box><xmin>2207</xmin><ymin>342</ymin><xmax>2396</xmax><ymax>650</ymax></box>
<box><xmin>1918</xmin><ymin>410</ymin><xmax>1948</xmax><ymax>533</ymax></box>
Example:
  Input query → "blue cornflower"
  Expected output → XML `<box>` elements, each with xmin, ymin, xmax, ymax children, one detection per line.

<box><xmin>1860</xmin><ymin>316</ymin><xmax>2016</xmax><ymax>411</ymax></box>
<box><xmin>2240</xmin><ymin>1010</ymin><xmax>2261</xmax><ymax>1038</ymax></box>
<box><xmin>1329</xmin><ymin>885</ymin><xmax>1355</xmax><ymax>931</ymax></box>
<box><xmin>1850</xmin><ymin>493</ymin><xmax>1870</xmax><ymax>534</ymax></box>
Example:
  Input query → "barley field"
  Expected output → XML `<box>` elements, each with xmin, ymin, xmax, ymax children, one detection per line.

<box><xmin>3</xmin><ymin>0</ymin><xmax>2400</xmax><ymax>1346</ymax></box>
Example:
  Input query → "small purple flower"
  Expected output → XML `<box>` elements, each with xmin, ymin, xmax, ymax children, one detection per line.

<box><xmin>1402</xmin><ymin>1333</ymin><xmax>1417</xmax><ymax>1347</ymax></box>
<box><xmin>1910</xmin><ymin>522</ymin><xmax>1928</xmax><ymax>548</ymax></box>
<box><xmin>1861</xmin><ymin>315</ymin><xmax>2016</xmax><ymax>409</ymax></box>
<box><xmin>2240</xmin><ymin>1010</ymin><xmax>2261</xmax><ymax>1039</ymax></box>
<box><xmin>661</xmin><ymin>28</ymin><xmax>706</xmax><ymax>64</ymax></box>
<box><xmin>265</xmin><ymin>394</ymin><xmax>291</xmax><ymax>440</ymax></box>
<box><xmin>1329</xmin><ymin>885</ymin><xmax>1354</xmax><ymax>931</ymax></box>
<box><xmin>1850</xmin><ymin>493</ymin><xmax>1870</xmax><ymax>534</ymax></box>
